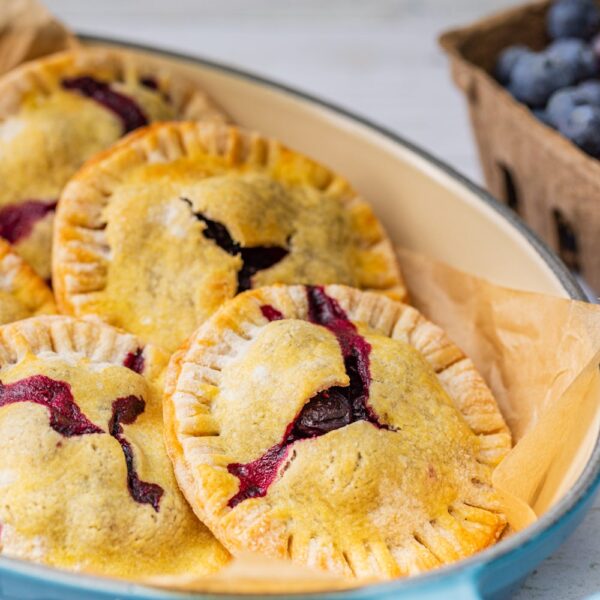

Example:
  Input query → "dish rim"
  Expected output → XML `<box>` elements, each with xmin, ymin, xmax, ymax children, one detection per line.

<box><xmin>0</xmin><ymin>33</ymin><xmax>595</xmax><ymax>597</ymax></box>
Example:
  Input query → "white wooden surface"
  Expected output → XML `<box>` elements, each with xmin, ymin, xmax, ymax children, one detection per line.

<box><xmin>43</xmin><ymin>1</ymin><xmax>600</xmax><ymax>598</ymax></box>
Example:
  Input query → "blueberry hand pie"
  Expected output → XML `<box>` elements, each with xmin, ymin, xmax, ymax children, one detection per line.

<box><xmin>0</xmin><ymin>48</ymin><xmax>226</xmax><ymax>279</ymax></box>
<box><xmin>164</xmin><ymin>285</ymin><xmax>510</xmax><ymax>579</ymax></box>
<box><xmin>0</xmin><ymin>316</ymin><xmax>229</xmax><ymax>578</ymax></box>
<box><xmin>53</xmin><ymin>122</ymin><xmax>406</xmax><ymax>352</ymax></box>
<box><xmin>0</xmin><ymin>239</ymin><xmax>55</xmax><ymax>324</ymax></box>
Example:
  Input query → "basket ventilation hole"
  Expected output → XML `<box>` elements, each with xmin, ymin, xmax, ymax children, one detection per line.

<box><xmin>553</xmin><ymin>209</ymin><xmax>580</xmax><ymax>272</ymax></box>
<box><xmin>499</xmin><ymin>164</ymin><xmax>520</xmax><ymax>213</ymax></box>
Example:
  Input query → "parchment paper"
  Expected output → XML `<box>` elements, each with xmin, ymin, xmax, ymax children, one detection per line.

<box><xmin>397</xmin><ymin>248</ymin><xmax>600</xmax><ymax>530</ymax></box>
<box><xmin>147</xmin><ymin>552</ymin><xmax>357</xmax><ymax>594</ymax></box>
<box><xmin>5</xmin><ymin>0</ymin><xmax>600</xmax><ymax>592</ymax></box>
<box><xmin>0</xmin><ymin>0</ymin><xmax>76</xmax><ymax>75</ymax></box>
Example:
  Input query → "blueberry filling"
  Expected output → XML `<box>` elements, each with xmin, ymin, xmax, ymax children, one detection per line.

<box><xmin>109</xmin><ymin>396</ymin><xmax>164</xmax><ymax>512</ymax></box>
<box><xmin>0</xmin><ymin>375</ymin><xmax>163</xmax><ymax>510</ymax></box>
<box><xmin>123</xmin><ymin>348</ymin><xmax>145</xmax><ymax>374</ymax></box>
<box><xmin>260</xmin><ymin>305</ymin><xmax>284</xmax><ymax>321</ymax></box>
<box><xmin>139</xmin><ymin>76</ymin><xmax>171</xmax><ymax>102</ymax></box>
<box><xmin>304</xmin><ymin>286</ymin><xmax>393</xmax><ymax>429</ymax></box>
<box><xmin>62</xmin><ymin>76</ymin><xmax>148</xmax><ymax>134</ymax></box>
<box><xmin>292</xmin><ymin>390</ymin><xmax>351</xmax><ymax>437</ymax></box>
<box><xmin>0</xmin><ymin>200</ymin><xmax>57</xmax><ymax>244</ymax></box>
<box><xmin>182</xmin><ymin>198</ymin><xmax>289</xmax><ymax>293</ymax></box>
<box><xmin>139</xmin><ymin>76</ymin><xmax>159</xmax><ymax>91</ymax></box>
<box><xmin>0</xmin><ymin>375</ymin><xmax>102</xmax><ymax>437</ymax></box>
<box><xmin>226</xmin><ymin>286</ymin><xmax>392</xmax><ymax>508</ymax></box>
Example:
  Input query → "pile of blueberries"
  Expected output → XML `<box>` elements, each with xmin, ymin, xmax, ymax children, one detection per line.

<box><xmin>496</xmin><ymin>0</ymin><xmax>600</xmax><ymax>156</ymax></box>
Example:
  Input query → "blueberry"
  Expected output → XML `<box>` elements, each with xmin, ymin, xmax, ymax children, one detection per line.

<box><xmin>547</xmin><ymin>87</ymin><xmax>581</xmax><ymax>127</ymax></box>
<box><xmin>546</xmin><ymin>38</ymin><xmax>598</xmax><ymax>79</ymax></box>
<box><xmin>576</xmin><ymin>79</ymin><xmax>600</xmax><ymax>103</ymax></box>
<box><xmin>495</xmin><ymin>45</ymin><xmax>532</xmax><ymax>84</ymax></box>
<box><xmin>294</xmin><ymin>391</ymin><xmax>351</xmax><ymax>437</ymax></box>
<box><xmin>509</xmin><ymin>52</ymin><xmax>578</xmax><ymax>106</ymax></box>
<box><xmin>592</xmin><ymin>31</ymin><xmax>600</xmax><ymax>58</ymax></box>
<box><xmin>559</xmin><ymin>104</ymin><xmax>600</xmax><ymax>155</ymax></box>
<box><xmin>548</xmin><ymin>0</ymin><xmax>600</xmax><ymax>40</ymax></box>
<box><xmin>547</xmin><ymin>80</ymin><xmax>600</xmax><ymax>128</ymax></box>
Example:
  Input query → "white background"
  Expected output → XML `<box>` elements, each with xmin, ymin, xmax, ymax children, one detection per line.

<box><xmin>44</xmin><ymin>1</ymin><xmax>600</xmax><ymax>597</ymax></box>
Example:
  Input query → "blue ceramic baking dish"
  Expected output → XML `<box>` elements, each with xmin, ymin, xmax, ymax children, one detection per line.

<box><xmin>0</xmin><ymin>36</ymin><xmax>597</xmax><ymax>600</ymax></box>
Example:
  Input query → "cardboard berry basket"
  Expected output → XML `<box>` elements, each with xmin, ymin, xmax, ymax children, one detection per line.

<box><xmin>440</xmin><ymin>0</ymin><xmax>600</xmax><ymax>292</ymax></box>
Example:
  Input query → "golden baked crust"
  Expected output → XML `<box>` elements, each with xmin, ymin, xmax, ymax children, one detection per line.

<box><xmin>0</xmin><ymin>47</ymin><xmax>226</xmax><ymax>279</ymax></box>
<box><xmin>0</xmin><ymin>315</ymin><xmax>229</xmax><ymax>579</ymax></box>
<box><xmin>0</xmin><ymin>238</ymin><xmax>55</xmax><ymax>324</ymax></box>
<box><xmin>164</xmin><ymin>284</ymin><xmax>510</xmax><ymax>580</ymax></box>
<box><xmin>53</xmin><ymin>122</ymin><xmax>406</xmax><ymax>352</ymax></box>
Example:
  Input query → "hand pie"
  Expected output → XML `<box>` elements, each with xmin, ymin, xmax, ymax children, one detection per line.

<box><xmin>0</xmin><ymin>239</ymin><xmax>55</xmax><ymax>324</ymax></box>
<box><xmin>53</xmin><ymin>122</ymin><xmax>406</xmax><ymax>352</ymax></box>
<box><xmin>0</xmin><ymin>316</ymin><xmax>229</xmax><ymax>579</ymax></box>
<box><xmin>164</xmin><ymin>284</ymin><xmax>510</xmax><ymax>579</ymax></box>
<box><xmin>0</xmin><ymin>48</ymin><xmax>226</xmax><ymax>279</ymax></box>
